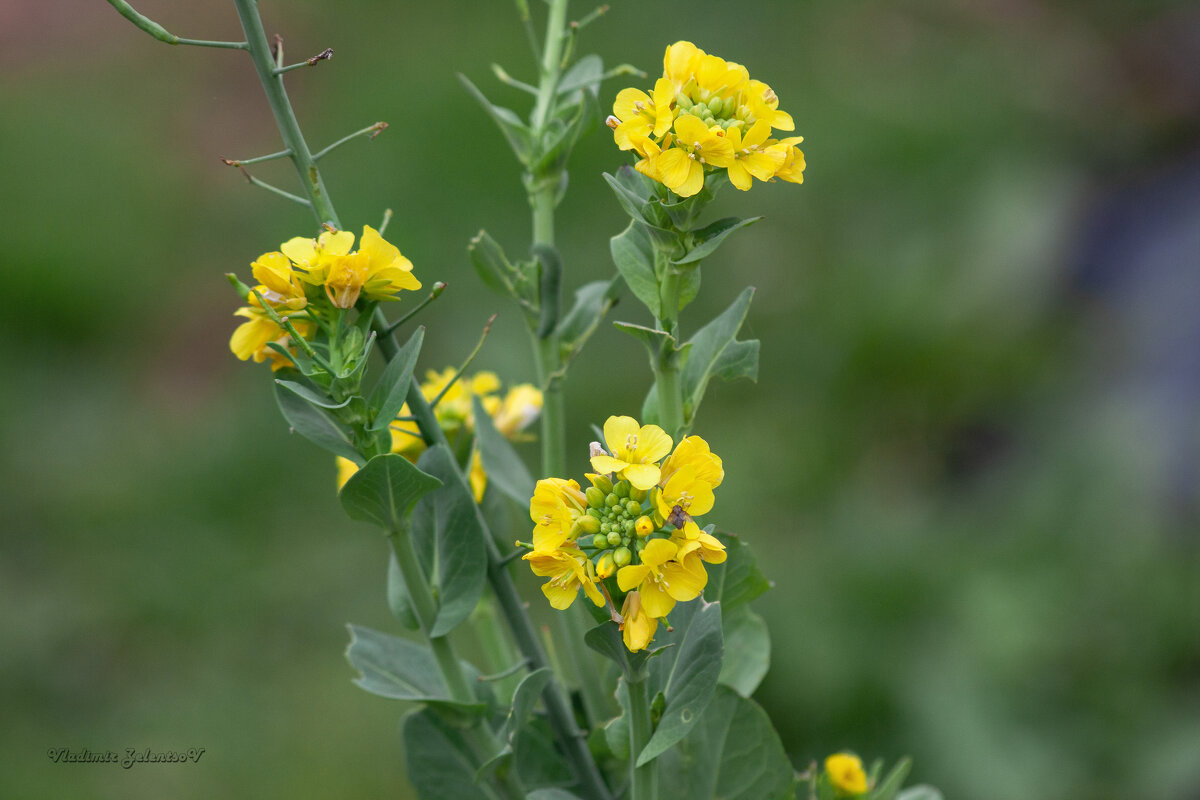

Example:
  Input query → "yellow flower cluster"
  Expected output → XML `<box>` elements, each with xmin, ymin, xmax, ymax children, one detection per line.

<box><xmin>608</xmin><ymin>41</ymin><xmax>805</xmax><ymax>197</ymax></box>
<box><xmin>523</xmin><ymin>416</ymin><xmax>727</xmax><ymax>652</ymax></box>
<box><xmin>336</xmin><ymin>369</ymin><xmax>543</xmax><ymax>501</ymax></box>
<box><xmin>230</xmin><ymin>226</ymin><xmax>420</xmax><ymax>368</ymax></box>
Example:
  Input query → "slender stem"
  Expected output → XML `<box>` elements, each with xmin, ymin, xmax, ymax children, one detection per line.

<box><xmin>223</xmin><ymin>149</ymin><xmax>291</xmax><ymax>167</ymax></box>
<box><xmin>176</xmin><ymin>37</ymin><xmax>248</xmax><ymax>49</ymax></box>
<box><xmin>232</xmin><ymin>0</ymin><xmax>339</xmax><ymax>228</ymax></box>
<box><xmin>533</xmin><ymin>331</ymin><xmax>567</xmax><ymax>477</ymax></box>
<box><xmin>627</xmin><ymin>676</ymin><xmax>657</xmax><ymax>800</ymax></box>
<box><xmin>313</xmin><ymin>122</ymin><xmax>389</xmax><ymax>161</ymax></box>
<box><xmin>243</xmin><ymin>172</ymin><xmax>312</xmax><ymax>206</ymax></box>
<box><xmin>388</xmin><ymin>529</ymin><xmax>475</xmax><ymax>704</ymax></box>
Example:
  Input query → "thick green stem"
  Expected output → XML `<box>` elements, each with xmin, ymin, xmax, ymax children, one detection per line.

<box><xmin>232</xmin><ymin>0</ymin><xmax>339</xmax><ymax>228</ymax></box>
<box><xmin>627</xmin><ymin>676</ymin><xmax>657</xmax><ymax>800</ymax></box>
<box><xmin>387</xmin><ymin>528</ymin><xmax>475</xmax><ymax>704</ymax></box>
<box><xmin>654</xmin><ymin>263</ymin><xmax>686</xmax><ymax>439</ymax></box>
<box><xmin>533</xmin><ymin>331</ymin><xmax>567</xmax><ymax>477</ymax></box>
<box><xmin>530</xmin><ymin>0</ymin><xmax>569</xmax><ymax>130</ymax></box>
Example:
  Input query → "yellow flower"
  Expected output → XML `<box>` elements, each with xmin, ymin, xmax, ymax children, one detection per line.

<box><xmin>637</xmin><ymin>114</ymin><xmax>734</xmax><ymax>198</ymax></box>
<box><xmin>663</xmin><ymin>41</ymin><xmax>703</xmax><ymax>89</ymax></box>
<box><xmin>335</xmin><ymin>456</ymin><xmax>359</xmax><ymax>490</ymax></box>
<box><xmin>616</xmin><ymin>538</ymin><xmax>707</xmax><ymax>619</ymax></box>
<box><xmin>671</xmin><ymin>521</ymin><xmax>727</xmax><ymax>565</ymax></box>
<box><xmin>825</xmin><ymin>753</ymin><xmax>869</xmax><ymax>796</ymax></box>
<box><xmin>744</xmin><ymin>79</ymin><xmax>794</xmax><ymax>132</ymax></box>
<box><xmin>620</xmin><ymin>590</ymin><xmax>658</xmax><ymax>652</ymax></box>
<box><xmin>323</xmin><ymin>225</ymin><xmax>420</xmax><ymax>309</ymax></box>
<box><xmin>659</xmin><ymin>436</ymin><xmax>724</xmax><ymax>489</ymax></box>
<box><xmin>771</xmin><ymin>136</ymin><xmax>806</xmax><ymax>184</ymax></box>
<box><xmin>524</xmin><ymin>545</ymin><xmax>604</xmax><ymax>610</ymax></box>
<box><xmin>590</xmin><ymin>415</ymin><xmax>673</xmax><ymax>491</ymax></box>
<box><xmin>492</xmin><ymin>384</ymin><xmax>543</xmax><ymax>438</ymax></box>
<box><xmin>281</xmin><ymin>229</ymin><xmax>355</xmax><ymax>284</ymax></box>
<box><xmin>229</xmin><ymin>304</ymin><xmax>313</xmax><ymax>371</ymax></box>
<box><xmin>610</xmin><ymin>77</ymin><xmax>677</xmax><ymax>154</ymax></box>
<box><xmin>725</xmin><ymin>120</ymin><xmax>786</xmax><ymax>191</ymax></box>
<box><xmin>529</xmin><ymin>478</ymin><xmax>588</xmax><ymax>550</ymax></box>
<box><xmin>250</xmin><ymin>251</ymin><xmax>307</xmax><ymax>311</ymax></box>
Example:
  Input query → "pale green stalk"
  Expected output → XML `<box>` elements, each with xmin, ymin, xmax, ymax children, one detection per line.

<box><xmin>654</xmin><ymin>257</ymin><xmax>686</xmax><ymax>439</ymax></box>
<box><xmin>627</xmin><ymin>675</ymin><xmax>657</xmax><ymax>800</ymax></box>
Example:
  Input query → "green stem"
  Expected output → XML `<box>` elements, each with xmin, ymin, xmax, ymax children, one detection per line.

<box><xmin>533</xmin><ymin>329</ymin><xmax>566</xmax><ymax>477</ymax></box>
<box><xmin>373</xmin><ymin>312</ymin><xmax>611</xmax><ymax>800</ymax></box>
<box><xmin>232</xmin><ymin>0</ymin><xmax>339</xmax><ymax>228</ymax></box>
<box><xmin>654</xmin><ymin>261</ymin><xmax>685</xmax><ymax>439</ymax></box>
<box><xmin>530</xmin><ymin>0</ymin><xmax>569</xmax><ymax>130</ymax></box>
<box><xmin>387</xmin><ymin>528</ymin><xmax>475</xmax><ymax>704</ymax></box>
<box><xmin>627</xmin><ymin>676</ymin><xmax>657</xmax><ymax>800</ymax></box>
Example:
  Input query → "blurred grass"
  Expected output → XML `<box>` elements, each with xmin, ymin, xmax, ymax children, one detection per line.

<box><xmin>2</xmin><ymin>0</ymin><xmax>1199</xmax><ymax>798</ymax></box>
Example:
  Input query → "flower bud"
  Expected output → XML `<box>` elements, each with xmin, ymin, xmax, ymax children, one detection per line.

<box><xmin>605</xmin><ymin>493</ymin><xmax>620</xmax><ymax>508</ymax></box>
<box><xmin>591</xmin><ymin>475</ymin><xmax>614</xmax><ymax>494</ymax></box>
<box><xmin>596</xmin><ymin>552</ymin><xmax>616</xmax><ymax>578</ymax></box>
<box><xmin>576</xmin><ymin>515</ymin><xmax>600</xmax><ymax>535</ymax></box>
<box><xmin>614</xmin><ymin>480</ymin><xmax>630</xmax><ymax>498</ymax></box>
<box><xmin>629</xmin><ymin>486</ymin><xmax>648</xmax><ymax>502</ymax></box>
<box><xmin>607</xmin><ymin>531</ymin><xmax>623</xmax><ymax>546</ymax></box>
<box><xmin>587</xmin><ymin>508</ymin><xmax>603</xmax><ymax>520</ymax></box>
<box><xmin>624</xmin><ymin>499</ymin><xmax>642</xmax><ymax>516</ymax></box>
<box><xmin>635</xmin><ymin>516</ymin><xmax>655</xmax><ymax>537</ymax></box>
<box><xmin>623</xmin><ymin>519</ymin><xmax>636</xmax><ymax>535</ymax></box>
<box><xmin>585</xmin><ymin>487</ymin><xmax>606</xmax><ymax>508</ymax></box>
<box><xmin>612</xmin><ymin>546</ymin><xmax>632</xmax><ymax>567</ymax></box>
<box><xmin>708</xmin><ymin>96</ymin><xmax>725</xmax><ymax>116</ymax></box>
<box><xmin>592</xmin><ymin>533</ymin><xmax>609</xmax><ymax>550</ymax></box>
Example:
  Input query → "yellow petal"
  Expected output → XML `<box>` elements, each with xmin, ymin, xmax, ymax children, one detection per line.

<box><xmin>672</xmin><ymin>158</ymin><xmax>705</xmax><ymax>198</ymax></box>
<box><xmin>542</xmin><ymin>581</ymin><xmax>578</xmax><ymax>610</ymax></box>
<box><xmin>661</xmin><ymin>558</ymin><xmax>707</xmax><ymax>601</ymax></box>
<box><xmin>622</xmin><ymin>463</ymin><xmax>662</xmax><ymax>491</ymax></box>
<box><xmin>673</xmin><ymin>114</ymin><xmax>711</xmax><ymax>146</ymax></box>
<box><xmin>281</xmin><ymin>236</ymin><xmax>317</xmax><ymax>267</ymax></box>
<box><xmin>590</xmin><ymin>455</ymin><xmax>627</xmax><ymax>475</ymax></box>
<box><xmin>318</xmin><ymin>229</ymin><xmax>355</xmax><ymax>256</ymax></box>
<box><xmin>639</xmin><ymin>579</ymin><xmax>676</xmax><ymax>618</ymax></box>
<box><xmin>641</xmin><ymin>537</ymin><xmax>678</xmax><ymax>569</ymax></box>
<box><xmin>636</xmin><ymin>424</ymin><xmax>673</xmax><ymax>463</ymax></box>
<box><xmin>603</xmin><ymin>415</ymin><xmax>640</xmax><ymax>457</ymax></box>
<box><xmin>614</xmin><ymin>87</ymin><xmax>652</xmax><ymax>123</ymax></box>
<box><xmin>617</xmin><ymin>564</ymin><xmax>651</xmax><ymax>593</ymax></box>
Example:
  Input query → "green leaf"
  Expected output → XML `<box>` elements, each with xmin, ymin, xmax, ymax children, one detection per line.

<box><xmin>402</xmin><ymin>708</ymin><xmax>493</xmax><ymax>800</ymax></box>
<box><xmin>532</xmin><ymin>84</ymin><xmax>598</xmax><ymax>176</ymax></box>
<box><xmin>459</xmin><ymin>74</ymin><xmax>533</xmax><ymax>165</ymax></box>
<box><xmin>386</xmin><ymin>551</ymin><xmax>419</xmax><ymax>630</ymax></box>
<box><xmin>703</xmin><ymin>532</ymin><xmax>771</xmax><ymax>612</ymax></box>
<box><xmin>872</xmin><ymin>758</ymin><xmax>913</xmax><ymax>800</ymax></box>
<box><xmin>275</xmin><ymin>382</ymin><xmax>361</xmax><ymax>462</ymax></box>
<box><xmin>584</xmin><ymin>620</ymin><xmax>635</xmax><ymax>675</ymax></box>
<box><xmin>469</xmin><ymin>229</ymin><xmax>517</xmax><ymax>298</ymax></box>
<box><xmin>534</xmin><ymin>244</ymin><xmax>562</xmax><ymax>338</ymax></box>
<box><xmin>603</xmin><ymin>171</ymin><xmax>652</xmax><ymax>225</ymax></box>
<box><xmin>472</xmin><ymin>394</ymin><xmax>535</xmax><ymax>506</ymax></box>
<box><xmin>367</xmin><ymin>327</ymin><xmax>424</xmax><ymax>431</ymax></box>
<box><xmin>345</xmin><ymin>625</ymin><xmax>483</xmax><ymax>713</ymax></box>
<box><xmin>339</xmin><ymin>453</ymin><xmax>443</xmax><ymax>532</ymax></box>
<box><xmin>413</xmin><ymin>446</ymin><xmax>489</xmax><ymax>637</ymax></box>
<box><xmin>274</xmin><ymin>379</ymin><xmax>352</xmax><ymax>409</ymax></box>
<box><xmin>556</xmin><ymin>278</ymin><xmax>619</xmax><ymax>351</ymax></box>
<box><xmin>476</xmin><ymin>667</ymin><xmax>555</xmax><ymax>781</ymax></box>
<box><xmin>638</xmin><ymin>600</ymin><xmax>723</xmax><ymax>766</ymax></box>
<box><xmin>673</xmin><ymin>216</ymin><xmax>763</xmax><ymax>266</ymax></box>
<box><xmin>613</xmin><ymin>321</ymin><xmax>676</xmax><ymax>359</ymax></box>
<box><xmin>556</xmin><ymin>54</ymin><xmax>603</xmax><ymax>96</ymax></box>
<box><xmin>896</xmin><ymin>786</ymin><xmax>944</xmax><ymax>800</ymax></box>
<box><xmin>657</xmin><ymin>686</ymin><xmax>796</xmax><ymax>800</ymax></box>
<box><xmin>710</xmin><ymin>339</ymin><xmax>759</xmax><ymax>384</ymax></box>
<box><xmin>718</xmin><ymin>606</ymin><xmax>770</xmax><ymax>697</ymax></box>
<box><xmin>603</xmin><ymin>679</ymin><xmax>632</xmax><ymax>760</ymax></box>
<box><xmin>680</xmin><ymin>287</ymin><xmax>758</xmax><ymax>425</ymax></box>
<box><xmin>610</xmin><ymin>220</ymin><xmax>661</xmax><ymax>318</ymax></box>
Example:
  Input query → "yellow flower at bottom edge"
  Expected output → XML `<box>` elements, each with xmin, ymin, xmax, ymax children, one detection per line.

<box><xmin>229</xmin><ymin>308</ymin><xmax>313</xmax><ymax>371</ymax></box>
<box><xmin>529</xmin><ymin>478</ymin><xmax>588</xmax><ymax>550</ymax></box>
<box><xmin>620</xmin><ymin>591</ymin><xmax>658</xmax><ymax>652</ymax></box>
<box><xmin>671</xmin><ymin>521</ymin><xmax>727</xmax><ymax>565</ymax></box>
<box><xmin>825</xmin><ymin>753</ymin><xmax>869</xmax><ymax>797</ymax></box>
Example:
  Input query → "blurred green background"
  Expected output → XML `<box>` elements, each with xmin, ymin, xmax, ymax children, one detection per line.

<box><xmin>3</xmin><ymin>0</ymin><xmax>1199</xmax><ymax>797</ymax></box>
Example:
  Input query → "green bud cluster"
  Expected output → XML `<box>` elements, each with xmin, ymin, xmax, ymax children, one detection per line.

<box><xmin>579</xmin><ymin>478</ymin><xmax>655</xmax><ymax>570</ymax></box>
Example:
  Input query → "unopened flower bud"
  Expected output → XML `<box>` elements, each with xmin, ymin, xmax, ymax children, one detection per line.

<box><xmin>585</xmin><ymin>486</ymin><xmax>606</xmax><ymax>508</ymax></box>
<box><xmin>613</xmin><ymin>546</ymin><xmax>632</xmax><ymax>567</ymax></box>
<box><xmin>614</xmin><ymin>480</ymin><xmax>630</xmax><ymax>498</ymax></box>
<box><xmin>591</xmin><ymin>474</ymin><xmax>614</xmax><ymax>494</ymax></box>
<box><xmin>624</xmin><ymin>499</ymin><xmax>642</xmax><ymax>516</ymax></box>
<box><xmin>635</xmin><ymin>516</ymin><xmax>655</xmax><ymax>537</ymax></box>
<box><xmin>605</xmin><ymin>493</ymin><xmax>620</xmax><ymax>508</ymax></box>
<box><xmin>607</xmin><ymin>531</ymin><xmax>623</xmax><ymax>546</ymax></box>
<box><xmin>596</xmin><ymin>552</ymin><xmax>616</xmax><ymax>578</ymax></box>
<box><xmin>592</xmin><ymin>533</ymin><xmax>609</xmax><ymax>550</ymax></box>
<box><xmin>629</xmin><ymin>486</ymin><xmax>648</xmax><ymax>502</ymax></box>
<box><xmin>576</xmin><ymin>515</ymin><xmax>600</xmax><ymax>535</ymax></box>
